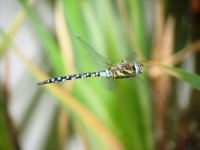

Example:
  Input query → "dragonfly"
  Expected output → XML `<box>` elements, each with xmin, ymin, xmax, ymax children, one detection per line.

<box><xmin>37</xmin><ymin>37</ymin><xmax>143</xmax><ymax>85</ymax></box>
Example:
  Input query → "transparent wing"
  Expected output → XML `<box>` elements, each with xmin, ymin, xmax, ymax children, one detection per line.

<box><xmin>125</xmin><ymin>50</ymin><xmax>138</xmax><ymax>62</ymax></box>
<box><xmin>75</xmin><ymin>36</ymin><xmax>113</xmax><ymax>67</ymax></box>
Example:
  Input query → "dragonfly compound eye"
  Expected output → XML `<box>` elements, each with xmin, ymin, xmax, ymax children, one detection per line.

<box><xmin>139</xmin><ymin>64</ymin><xmax>143</xmax><ymax>74</ymax></box>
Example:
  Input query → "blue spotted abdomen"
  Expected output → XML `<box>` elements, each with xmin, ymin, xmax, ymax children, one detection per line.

<box><xmin>37</xmin><ymin>70</ymin><xmax>110</xmax><ymax>85</ymax></box>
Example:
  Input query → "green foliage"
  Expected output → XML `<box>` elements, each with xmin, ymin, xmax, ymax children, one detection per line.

<box><xmin>20</xmin><ymin>0</ymin><xmax>64</xmax><ymax>75</ymax></box>
<box><xmin>0</xmin><ymin>85</ymin><xmax>15</xmax><ymax>150</ymax></box>
<box><xmin>17</xmin><ymin>0</ymin><xmax>160</xmax><ymax>150</ymax></box>
<box><xmin>61</xmin><ymin>1</ymin><xmax>154</xmax><ymax>149</ymax></box>
<box><xmin>163</xmin><ymin>65</ymin><xmax>200</xmax><ymax>90</ymax></box>
<box><xmin>0</xmin><ymin>0</ymin><xmax>198</xmax><ymax>150</ymax></box>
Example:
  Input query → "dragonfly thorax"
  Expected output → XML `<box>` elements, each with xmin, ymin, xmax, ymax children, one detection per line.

<box><xmin>108</xmin><ymin>60</ymin><xmax>143</xmax><ymax>78</ymax></box>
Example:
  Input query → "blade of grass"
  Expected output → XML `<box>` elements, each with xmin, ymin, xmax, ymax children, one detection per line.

<box><xmin>18</xmin><ymin>89</ymin><xmax>44</xmax><ymax>134</ymax></box>
<box><xmin>19</xmin><ymin>0</ymin><xmax>64</xmax><ymax>75</ymax></box>
<box><xmin>55</xmin><ymin>1</ymin><xmax>74</xmax><ymax>76</ymax></box>
<box><xmin>54</xmin><ymin>1</ymin><xmax>74</xmax><ymax>148</ymax></box>
<box><xmin>62</xmin><ymin>0</ymin><xmax>88</xmax><ymax>37</ymax></box>
<box><xmin>0</xmin><ymin>0</ymin><xmax>35</xmax><ymax>57</ymax></box>
<box><xmin>163</xmin><ymin>40</ymin><xmax>200</xmax><ymax>65</ymax></box>
<box><xmin>116</xmin><ymin>0</ymin><xmax>140</xmax><ymax>60</ymax></box>
<box><xmin>100</xmin><ymin>0</ymin><xmax>127</xmax><ymax>62</ymax></box>
<box><xmin>0</xmin><ymin>92</ymin><xmax>16</xmax><ymax>150</ymax></box>
<box><xmin>147</xmin><ymin>40</ymin><xmax>200</xmax><ymax>78</ymax></box>
<box><xmin>151</xmin><ymin>16</ymin><xmax>175</xmax><ymax>148</ymax></box>
<box><xmin>0</xmin><ymin>37</ymin><xmax>20</xmax><ymax>149</ymax></box>
<box><xmin>144</xmin><ymin>61</ymin><xmax>200</xmax><ymax>90</ymax></box>
<box><xmin>163</xmin><ymin>65</ymin><xmax>200</xmax><ymax>90</ymax></box>
<box><xmin>128</xmin><ymin>0</ymin><xmax>150</xmax><ymax>58</ymax></box>
<box><xmin>42</xmin><ymin>108</ymin><xmax>60</xmax><ymax>150</ymax></box>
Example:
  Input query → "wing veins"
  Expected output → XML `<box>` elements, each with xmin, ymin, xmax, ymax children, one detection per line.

<box><xmin>76</xmin><ymin>36</ymin><xmax>113</xmax><ymax>67</ymax></box>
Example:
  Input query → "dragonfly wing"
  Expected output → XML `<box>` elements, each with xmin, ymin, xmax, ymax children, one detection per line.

<box><xmin>75</xmin><ymin>36</ymin><xmax>113</xmax><ymax>67</ymax></box>
<box><xmin>125</xmin><ymin>50</ymin><xmax>138</xmax><ymax>62</ymax></box>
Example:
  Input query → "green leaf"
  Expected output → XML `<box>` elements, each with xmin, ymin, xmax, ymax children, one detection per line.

<box><xmin>163</xmin><ymin>65</ymin><xmax>200</xmax><ymax>90</ymax></box>
<box><xmin>128</xmin><ymin>0</ymin><xmax>150</xmax><ymax>58</ymax></box>
<box><xmin>19</xmin><ymin>0</ymin><xmax>64</xmax><ymax>75</ymax></box>
<box><xmin>0</xmin><ymin>85</ymin><xmax>16</xmax><ymax>150</ymax></box>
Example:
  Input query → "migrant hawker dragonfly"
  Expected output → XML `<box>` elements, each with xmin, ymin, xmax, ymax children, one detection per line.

<box><xmin>37</xmin><ymin>37</ymin><xmax>143</xmax><ymax>85</ymax></box>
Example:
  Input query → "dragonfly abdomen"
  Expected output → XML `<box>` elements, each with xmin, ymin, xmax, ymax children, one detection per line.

<box><xmin>37</xmin><ymin>70</ymin><xmax>111</xmax><ymax>85</ymax></box>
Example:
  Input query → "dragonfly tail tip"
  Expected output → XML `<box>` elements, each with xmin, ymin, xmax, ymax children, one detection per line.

<box><xmin>37</xmin><ymin>81</ymin><xmax>45</xmax><ymax>86</ymax></box>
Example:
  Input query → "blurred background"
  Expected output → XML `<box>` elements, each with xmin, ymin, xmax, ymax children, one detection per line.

<box><xmin>0</xmin><ymin>0</ymin><xmax>200</xmax><ymax>150</ymax></box>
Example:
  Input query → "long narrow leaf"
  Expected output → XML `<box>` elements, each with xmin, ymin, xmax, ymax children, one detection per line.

<box><xmin>163</xmin><ymin>65</ymin><xmax>200</xmax><ymax>90</ymax></box>
<box><xmin>145</xmin><ymin>61</ymin><xmax>200</xmax><ymax>90</ymax></box>
<box><xmin>19</xmin><ymin>0</ymin><xmax>64</xmax><ymax>75</ymax></box>
<box><xmin>0</xmin><ymin>0</ymin><xmax>35</xmax><ymax>57</ymax></box>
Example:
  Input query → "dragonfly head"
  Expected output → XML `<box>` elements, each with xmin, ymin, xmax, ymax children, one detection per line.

<box><xmin>133</xmin><ymin>62</ymin><xmax>143</xmax><ymax>74</ymax></box>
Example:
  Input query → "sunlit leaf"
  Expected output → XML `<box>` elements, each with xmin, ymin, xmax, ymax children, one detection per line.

<box><xmin>163</xmin><ymin>65</ymin><xmax>200</xmax><ymax>90</ymax></box>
